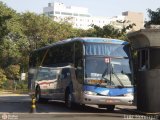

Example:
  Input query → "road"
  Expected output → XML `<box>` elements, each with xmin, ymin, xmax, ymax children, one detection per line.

<box><xmin>0</xmin><ymin>93</ymin><xmax>158</xmax><ymax>120</ymax></box>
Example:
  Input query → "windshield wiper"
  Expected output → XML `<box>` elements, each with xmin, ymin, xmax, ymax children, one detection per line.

<box><xmin>101</xmin><ymin>67</ymin><xmax>110</xmax><ymax>85</ymax></box>
<box><xmin>101</xmin><ymin>63</ymin><xmax>125</xmax><ymax>87</ymax></box>
<box><xmin>111</xmin><ymin>66</ymin><xmax>124</xmax><ymax>88</ymax></box>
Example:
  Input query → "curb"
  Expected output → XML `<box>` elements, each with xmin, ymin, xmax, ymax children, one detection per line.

<box><xmin>0</xmin><ymin>93</ymin><xmax>29</xmax><ymax>96</ymax></box>
<box><xmin>116</xmin><ymin>106</ymin><xmax>160</xmax><ymax>119</ymax></box>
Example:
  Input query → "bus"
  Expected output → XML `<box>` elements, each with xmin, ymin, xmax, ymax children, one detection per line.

<box><xmin>28</xmin><ymin>37</ymin><xmax>134</xmax><ymax>111</ymax></box>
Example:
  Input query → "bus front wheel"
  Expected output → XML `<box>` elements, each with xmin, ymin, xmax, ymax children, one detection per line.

<box><xmin>35</xmin><ymin>87</ymin><xmax>47</xmax><ymax>103</ymax></box>
<box><xmin>35</xmin><ymin>87</ymin><xmax>40</xmax><ymax>102</ymax></box>
<box><xmin>106</xmin><ymin>105</ymin><xmax>115</xmax><ymax>111</ymax></box>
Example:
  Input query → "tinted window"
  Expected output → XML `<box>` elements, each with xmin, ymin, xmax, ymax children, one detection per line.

<box><xmin>43</xmin><ymin>43</ymin><xmax>74</xmax><ymax>66</ymax></box>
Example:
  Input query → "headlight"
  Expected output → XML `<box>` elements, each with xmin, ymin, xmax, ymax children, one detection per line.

<box><xmin>124</xmin><ymin>93</ymin><xmax>133</xmax><ymax>97</ymax></box>
<box><xmin>84</xmin><ymin>91</ymin><xmax>97</xmax><ymax>95</ymax></box>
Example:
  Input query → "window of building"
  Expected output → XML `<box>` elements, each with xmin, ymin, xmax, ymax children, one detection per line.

<box><xmin>55</xmin><ymin>11</ymin><xmax>60</xmax><ymax>14</ymax></box>
<box><xmin>150</xmin><ymin>48</ymin><xmax>160</xmax><ymax>69</ymax></box>
<box><xmin>138</xmin><ymin>49</ymin><xmax>149</xmax><ymax>71</ymax></box>
<box><xmin>79</xmin><ymin>14</ymin><xmax>90</xmax><ymax>17</ymax></box>
<box><xmin>49</xmin><ymin>11</ymin><xmax>54</xmax><ymax>14</ymax></box>
<box><xmin>73</xmin><ymin>13</ymin><xmax>78</xmax><ymax>16</ymax></box>
<box><xmin>61</xmin><ymin>12</ymin><xmax>72</xmax><ymax>15</ymax></box>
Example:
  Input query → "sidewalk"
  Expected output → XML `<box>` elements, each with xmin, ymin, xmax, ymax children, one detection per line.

<box><xmin>116</xmin><ymin>105</ymin><xmax>137</xmax><ymax>111</ymax></box>
<box><xmin>0</xmin><ymin>90</ymin><xmax>12</xmax><ymax>94</ymax></box>
<box><xmin>116</xmin><ymin>105</ymin><xmax>160</xmax><ymax>117</ymax></box>
<box><xmin>0</xmin><ymin>90</ymin><xmax>28</xmax><ymax>96</ymax></box>
<box><xmin>116</xmin><ymin>105</ymin><xmax>138</xmax><ymax>115</ymax></box>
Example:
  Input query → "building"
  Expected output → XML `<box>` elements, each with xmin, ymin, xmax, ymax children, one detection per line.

<box><xmin>43</xmin><ymin>2</ymin><xmax>144</xmax><ymax>31</ymax></box>
<box><xmin>123</xmin><ymin>11</ymin><xmax>144</xmax><ymax>31</ymax></box>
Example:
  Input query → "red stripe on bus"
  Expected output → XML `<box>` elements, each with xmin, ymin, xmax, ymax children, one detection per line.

<box><xmin>38</xmin><ymin>81</ymin><xmax>55</xmax><ymax>85</ymax></box>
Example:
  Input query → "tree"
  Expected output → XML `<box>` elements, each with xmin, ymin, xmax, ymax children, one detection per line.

<box><xmin>0</xmin><ymin>2</ymin><xmax>23</xmax><ymax>40</ymax></box>
<box><xmin>5</xmin><ymin>64</ymin><xmax>20</xmax><ymax>81</ymax></box>
<box><xmin>145</xmin><ymin>8</ymin><xmax>160</xmax><ymax>27</ymax></box>
<box><xmin>90</xmin><ymin>23</ymin><xmax>136</xmax><ymax>41</ymax></box>
<box><xmin>0</xmin><ymin>68</ymin><xmax>7</xmax><ymax>88</ymax></box>
<box><xmin>90</xmin><ymin>24</ymin><xmax>124</xmax><ymax>39</ymax></box>
<box><xmin>0</xmin><ymin>2</ymin><xmax>26</xmax><ymax>68</ymax></box>
<box><xmin>20</xmin><ymin>12</ymin><xmax>76</xmax><ymax>50</ymax></box>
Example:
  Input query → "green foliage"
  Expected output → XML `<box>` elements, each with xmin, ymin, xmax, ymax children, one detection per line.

<box><xmin>1</xmin><ymin>80</ymin><xmax>28</xmax><ymax>90</ymax></box>
<box><xmin>145</xmin><ymin>8</ymin><xmax>160</xmax><ymax>27</ymax></box>
<box><xmin>0</xmin><ymin>2</ymin><xmax>26</xmax><ymax>68</ymax></box>
<box><xmin>20</xmin><ymin>13</ymin><xmax>75</xmax><ymax>50</ymax></box>
<box><xmin>90</xmin><ymin>24</ymin><xmax>133</xmax><ymax>40</ymax></box>
<box><xmin>0</xmin><ymin>68</ymin><xmax>7</xmax><ymax>88</ymax></box>
<box><xmin>5</xmin><ymin>64</ymin><xmax>20</xmax><ymax>80</ymax></box>
<box><xmin>0</xmin><ymin>2</ymin><xmax>23</xmax><ymax>40</ymax></box>
<box><xmin>16</xmin><ymin>80</ymin><xmax>28</xmax><ymax>90</ymax></box>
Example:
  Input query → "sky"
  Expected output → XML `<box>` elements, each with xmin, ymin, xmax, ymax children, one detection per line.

<box><xmin>1</xmin><ymin>0</ymin><xmax>160</xmax><ymax>20</ymax></box>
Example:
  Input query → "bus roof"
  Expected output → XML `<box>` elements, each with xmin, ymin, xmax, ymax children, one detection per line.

<box><xmin>39</xmin><ymin>65</ymin><xmax>72</xmax><ymax>70</ymax></box>
<box><xmin>33</xmin><ymin>37</ymin><xmax>128</xmax><ymax>52</ymax></box>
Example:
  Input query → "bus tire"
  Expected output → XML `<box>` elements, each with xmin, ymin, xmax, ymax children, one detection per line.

<box><xmin>65</xmin><ymin>91</ymin><xmax>74</xmax><ymax>109</ymax></box>
<box><xmin>106</xmin><ymin>105</ymin><xmax>115</xmax><ymax>111</ymax></box>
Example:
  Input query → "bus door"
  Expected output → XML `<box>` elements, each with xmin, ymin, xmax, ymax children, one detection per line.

<box><xmin>56</xmin><ymin>68</ymin><xmax>72</xmax><ymax>100</ymax></box>
<box><xmin>47</xmin><ymin>68</ymin><xmax>60</xmax><ymax>98</ymax></box>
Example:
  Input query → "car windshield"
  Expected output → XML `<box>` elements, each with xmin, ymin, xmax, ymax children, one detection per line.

<box><xmin>85</xmin><ymin>57</ymin><xmax>133</xmax><ymax>87</ymax></box>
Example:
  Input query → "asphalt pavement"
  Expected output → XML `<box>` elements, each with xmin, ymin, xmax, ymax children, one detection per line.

<box><xmin>0</xmin><ymin>92</ymin><xmax>159</xmax><ymax>120</ymax></box>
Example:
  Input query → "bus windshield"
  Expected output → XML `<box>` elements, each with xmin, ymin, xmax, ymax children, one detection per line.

<box><xmin>85</xmin><ymin>57</ymin><xmax>133</xmax><ymax>87</ymax></box>
<box><xmin>35</xmin><ymin>68</ymin><xmax>60</xmax><ymax>81</ymax></box>
<box><xmin>84</xmin><ymin>43</ymin><xmax>132</xmax><ymax>87</ymax></box>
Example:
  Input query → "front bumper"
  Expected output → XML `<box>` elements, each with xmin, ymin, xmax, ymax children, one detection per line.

<box><xmin>81</xmin><ymin>93</ymin><xmax>133</xmax><ymax>105</ymax></box>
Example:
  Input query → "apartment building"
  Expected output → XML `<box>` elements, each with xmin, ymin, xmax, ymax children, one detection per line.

<box><xmin>43</xmin><ymin>2</ymin><xmax>144</xmax><ymax>31</ymax></box>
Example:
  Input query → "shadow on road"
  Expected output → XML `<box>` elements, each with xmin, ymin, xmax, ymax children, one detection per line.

<box><xmin>0</xmin><ymin>95</ymin><xmax>31</xmax><ymax>113</ymax></box>
<box><xmin>0</xmin><ymin>95</ymin><xmax>158</xmax><ymax>120</ymax></box>
<box><xmin>0</xmin><ymin>95</ymin><xmax>133</xmax><ymax>116</ymax></box>
<box><xmin>36</xmin><ymin>100</ymin><xmax>132</xmax><ymax>114</ymax></box>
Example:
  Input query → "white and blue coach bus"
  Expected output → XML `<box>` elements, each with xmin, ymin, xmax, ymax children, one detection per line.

<box><xmin>28</xmin><ymin>37</ymin><xmax>134</xmax><ymax>111</ymax></box>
